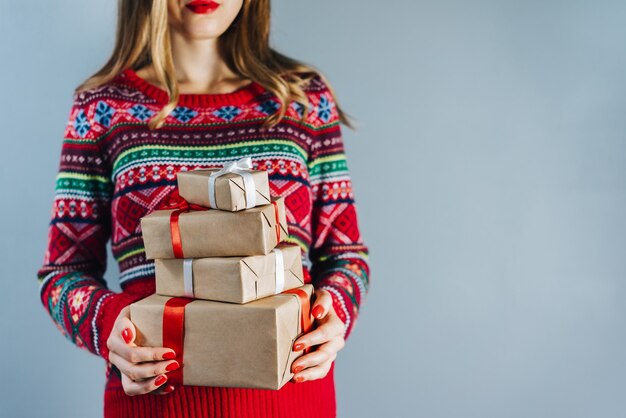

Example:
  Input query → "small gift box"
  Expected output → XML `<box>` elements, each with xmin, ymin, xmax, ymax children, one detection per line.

<box><xmin>178</xmin><ymin>157</ymin><xmax>271</xmax><ymax>211</ymax></box>
<box><xmin>129</xmin><ymin>284</ymin><xmax>314</xmax><ymax>390</ymax></box>
<box><xmin>154</xmin><ymin>243</ymin><xmax>305</xmax><ymax>303</ymax></box>
<box><xmin>141</xmin><ymin>196</ymin><xmax>289</xmax><ymax>259</ymax></box>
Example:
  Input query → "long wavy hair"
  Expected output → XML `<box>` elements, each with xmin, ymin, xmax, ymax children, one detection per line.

<box><xmin>75</xmin><ymin>0</ymin><xmax>355</xmax><ymax>131</ymax></box>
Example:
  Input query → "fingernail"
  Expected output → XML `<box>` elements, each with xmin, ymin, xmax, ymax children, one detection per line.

<box><xmin>293</xmin><ymin>342</ymin><xmax>305</xmax><ymax>352</ymax></box>
<box><xmin>163</xmin><ymin>385</ymin><xmax>175</xmax><ymax>393</ymax></box>
<box><xmin>121</xmin><ymin>328</ymin><xmax>132</xmax><ymax>344</ymax></box>
<box><xmin>165</xmin><ymin>361</ymin><xmax>180</xmax><ymax>372</ymax></box>
<box><xmin>312</xmin><ymin>305</ymin><xmax>324</xmax><ymax>319</ymax></box>
<box><xmin>293</xmin><ymin>365</ymin><xmax>305</xmax><ymax>373</ymax></box>
<box><xmin>163</xmin><ymin>351</ymin><xmax>176</xmax><ymax>360</ymax></box>
<box><xmin>155</xmin><ymin>374</ymin><xmax>168</xmax><ymax>386</ymax></box>
<box><xmin>294</xmin><ymin>375</ymin><xmax>306</xmax><ymax>383</ymax></box>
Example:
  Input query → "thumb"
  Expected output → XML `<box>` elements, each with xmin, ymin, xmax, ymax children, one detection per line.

<box><xmin>115</xmin><ymin>306</ymin><xmax>136</xmax><ymax>345</ymax></box>
<box><xmin>311</xmin><ymin>289</ymin><xmax>333</xmax><ymax>320</ymax></box>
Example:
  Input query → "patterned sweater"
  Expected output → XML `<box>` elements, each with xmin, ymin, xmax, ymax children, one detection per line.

<box><xmin>37</xmin><ymin>68</ymin><xmax>369</xmax><ymax>417</ymax></box>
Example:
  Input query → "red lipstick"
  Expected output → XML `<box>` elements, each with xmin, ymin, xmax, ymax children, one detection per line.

<box><xmin>186</xmin><ymin>0</ymin><xmax>220</xmax><ymax>14</ymax></box>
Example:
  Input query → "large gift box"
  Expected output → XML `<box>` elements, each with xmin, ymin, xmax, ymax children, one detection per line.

<box><xmin>141</xmin><ymin>196</ymin><xmax>288</xmax><ymax>259</ymax></box>
<box><xmin>129</xmin><ymin>284</ymin><xmax>314</xmax><ymax>390</ymax></box>
<box><xmin>155</xmin><ymin>243</ymin><xmax>305</xmax><ymax>303</ymax></box>
<box><xmin>178</xmin><ymin>158</ymin><xmax>271</xmax><ymax>212</ymax></box>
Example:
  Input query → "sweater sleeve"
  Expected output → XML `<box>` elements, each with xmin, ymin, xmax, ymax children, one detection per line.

<box><xmin>37</xmin><ymin>93</ymin><xmax>134</xmax><ymax>361</ymax></box>
<box><xmin>306</xmin><ymin>78</ymin><xmax>370</xmax><ymax>342</ymax></box>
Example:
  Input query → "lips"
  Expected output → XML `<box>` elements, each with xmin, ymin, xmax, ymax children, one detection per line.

<box><xmin>186</xmin><ymin>0</ymin><xmax>220</xmax><ymax>14</ymax></box>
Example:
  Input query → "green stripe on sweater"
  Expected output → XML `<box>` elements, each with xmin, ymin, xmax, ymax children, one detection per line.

<box><xmin>55</xmin><ymin>173</ymin><xmax>112</xmax><ymax>194</ymax></box>
<box><xmin>112</xmin><ymin>140</ymin><xmax>308</xmax><ymax>174</ymax></box>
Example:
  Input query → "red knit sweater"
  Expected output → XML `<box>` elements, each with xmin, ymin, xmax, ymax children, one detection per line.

<box><xmin>37</xmin><ymin>68</ymin><xmax>370</xmax><ymax>417</ymax></box>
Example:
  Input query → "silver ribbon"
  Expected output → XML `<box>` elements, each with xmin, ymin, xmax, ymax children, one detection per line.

<box><xmin>208</xmin><ymin>157</ymin><xmax>257</xmax><ymax>209</ymax></box>
<box><xmin>274</xmin><ymin>247</ymin><xmax>285</xmax><ymax>294</ymax></box>
<box><xmin>183</xmin><ymin>258</ymin><xmax>194</xmax><ymax>298</ymax></box>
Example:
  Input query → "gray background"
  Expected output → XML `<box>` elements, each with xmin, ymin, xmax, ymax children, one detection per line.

<box><xmin>1</xmin><ymin>0</ymin><xmax>625</xmax><ymax>417</ymax></box>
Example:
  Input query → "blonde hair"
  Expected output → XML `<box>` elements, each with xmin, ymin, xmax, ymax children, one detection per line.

<box><xmin>75</xmin><ymin>0</ymin><xmax>355</xmax><ymax>131</ymax></box>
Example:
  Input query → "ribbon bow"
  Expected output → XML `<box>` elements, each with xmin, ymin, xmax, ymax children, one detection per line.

<box><xmin>159</xmin><ymin>191</ymin><xmax>208</xmax><ymax>258</ymax></box>
<box><xmin>208</xmin><ymin>157</ymin><xmax>257</xmax><ymax>209</ymax></box>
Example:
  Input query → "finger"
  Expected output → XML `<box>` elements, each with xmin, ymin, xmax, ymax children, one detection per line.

<box><xmin>292</xmin><ymin>337</ymin><xmax>343</xmax><ymax>374</ymax></box>
<box><xmin>151</xmin><ymin>384</ymin><xmax>176</xmax><ymax>395</ymax></box>
<box><xmin>114</xmin><ymin>342</ymin><xmax>177</xmax><ymax>364</ymax></box>
<box><xmin>114</xmin><ymin>306</ymin><xmax>136</xmax><ymax>345</ymax></box>
<box><xmin>121</xmin><ymin>372</ymin><xmax>169</xmax><ymax>396</ymax></box>
<box><xmin>311</xmin><ymin>289</ymin><xmax>333</xmax><ymax>320</ymax></box>
<box><xmin>109</xmin><ymin>351</ymin><xmax>180</xmax><ymax>382</ymax></box>
<box><xmin>291</xmin><ymin>347</ymin><xmax>332</xmax><ymax>373</ymax></box>
<box><xmin>292</xmin><ymin>359</ymin><xmax>333</xmax><ymax>383</ymax></box>
<box><xmin>107</xmin><ymin>330</ymin><xmax>135</xmax><ymax>356</ymax></box>
<box><xmin>107</xmin><ymin>326</ymin><xmax>177</xmax><ymax>363</ymax></box>
<box><xmin>293</xmin><ymin>318</ymin><xmax>344</xmax><ymax>351</ymax></box>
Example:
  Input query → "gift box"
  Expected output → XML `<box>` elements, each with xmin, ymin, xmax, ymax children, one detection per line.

<box><xmin>178</xmin><ymin>159</ymin><xmax>271</xmax><ymax>212</ymax></box>
<box><xmin>141</xmin><ymin>196</ymin><xmax>288</xmax><ymax>259</ymax></box>
<box><xmin>129</xmin><ymin>284</ymin><xmax>314</xmax><ymax>390</ymax></box>
<box><xmin>155</xmin><ymin>243</ymin><xmax>305</xmax><ymax>303</ymax></box>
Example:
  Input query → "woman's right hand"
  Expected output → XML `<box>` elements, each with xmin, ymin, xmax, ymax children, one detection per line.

<box><xmin>106</xmin><ymin>306</ymin><xmax>180</xmax><ymax>396</ymax></box>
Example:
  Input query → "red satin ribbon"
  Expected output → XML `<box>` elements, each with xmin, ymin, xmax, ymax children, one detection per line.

<box><xmin>158</xmin><ymin>193</ymin><xmax>207</xmax><ymax>258</ymax></box>
<box><xmin>282</xmin><ymin>288</ymin><xmax>313</xmax><ymax>354</ymax></box>
<box><xmin>161</xmin><ymin>289</ymin><xmax>313</xmax><ymax>386</ymax></box>
<box><xmin>162</xmin><ymin>296</ymin><xmax>194</xmax><ymax>386</ymax></box>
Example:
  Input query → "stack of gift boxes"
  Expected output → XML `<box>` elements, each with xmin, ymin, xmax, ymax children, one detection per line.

<box><xmin>130</xmin><ymin>158</ymin><xmax>313</xmax><ymax>390</ymax></box>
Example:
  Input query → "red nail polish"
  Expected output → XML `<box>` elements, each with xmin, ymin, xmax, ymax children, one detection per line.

<box><xmin>165</xmin><ymin>362</ymin><xmax>179</xmax><ymax>372</ymax></box>
<box><xmin>163</xmin><ymin>351</ymin><xmax>176</xmax><ymax>360</ymax></box>
<box><xmin>294</xmin><ymin>375</ymin><xmax>305</xmax><ymax>383</ymax></box>
<box><xmin>155</xmin><ymin>375</ymin><xmax>168</xmax><ymax>386</ymax></box>
<box><xmin>163</xmin><ymin>385</ymin><xmax>175</xmax><ymax>393</ymax></box>
<box><xmin>312</xmin><ymin>305</ymin><xmax>324</xmax><ymax>319</ymax></box>
<box><xmin>293</xmin><ymin>365</ymin><xmax>304</xmax><ymax>374</ymax></box>
<box><xmin>121</xmin><ymin>328</ymin><xmax>132</xmax><ymax>344</ymax></box>
<box><xmin>293</xmin><ymin>342</ymin><xmax>305</xmax><ymax>352</ymax></box>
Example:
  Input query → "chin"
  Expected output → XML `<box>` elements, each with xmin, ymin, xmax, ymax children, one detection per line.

<box><xmin>185</xmin><ymin>28</ymin><xmax>224</xmax><ymax>39</ymax></box>
<box><xmin>177</xmin><ymin>20</ymin><xmax>228</xmax><ymax>39</ymax></box>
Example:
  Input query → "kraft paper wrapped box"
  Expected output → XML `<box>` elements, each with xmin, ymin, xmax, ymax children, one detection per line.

<box><xmin>155</xmin><ymin>243</ymin><xmax>305</xmax><ymax>303</ymax></box>
<box><xmin>177</xmin><ymin>166</ymin><xmax>271</xmax><ymax>212</ymax></box>
<box><xmin>129</xmin><ymin>284</ymin><xmax>314</xmax><ymax>390</ymax></box>
<box><xmin>141</xmin><ymin>196</ymin><xmax>289</xmax><ymax>259</ymax></box>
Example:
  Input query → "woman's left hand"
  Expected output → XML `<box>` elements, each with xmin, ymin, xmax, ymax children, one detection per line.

<box><xmin>291</xmin><ymin>288</ymin><xmax>346</xmax><ymax>383</ymax></box>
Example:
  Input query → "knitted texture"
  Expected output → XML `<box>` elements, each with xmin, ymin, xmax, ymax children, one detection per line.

<box><xmin>37</xmin><ymin>68</ymin><xmax>370</xmax><ymax>417</ymax></box>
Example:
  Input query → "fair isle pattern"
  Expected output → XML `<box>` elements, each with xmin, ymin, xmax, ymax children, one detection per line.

<box><xmin>37</xmin><ymin>70</ymin><xmax>370</xmax><ymax>372</ymax></box>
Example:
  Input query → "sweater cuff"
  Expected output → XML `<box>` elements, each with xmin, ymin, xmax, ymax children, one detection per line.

<box><xmin>95</xmin><ymin>291</ymin><xmax>135</xmax><ymax>362</ymax></box>
<box><xmin>319</xmin><ymin>283</ymin><xmax>355</xmax><ymax>342</ymax></box>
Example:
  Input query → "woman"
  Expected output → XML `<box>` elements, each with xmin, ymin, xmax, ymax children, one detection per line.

<box><xmin>37</xmin><ymin>0</ymin><xmax>370</xmax><ymax>417</ymax></box>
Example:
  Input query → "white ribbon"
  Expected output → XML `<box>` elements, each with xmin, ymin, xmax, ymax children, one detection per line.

<box><xmin>208</xmin><ymin>157</ymin><xmax>257</xmax><ymax>209</ymax></box>
<box><xmin>274</xmin><ymin>247</ymin><xmax>285</xmax><ymax>294</ymax></box>
<box><xmin>183</xmin><ymin>258</ymin><xmax>194</xmax><ymax>298</ymax></box>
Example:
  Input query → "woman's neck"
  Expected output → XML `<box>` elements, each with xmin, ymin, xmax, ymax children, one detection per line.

<box><xmin>136</xmin><ymin>30</ymin><xmax>250</xmax><ymax>95</ymax></box>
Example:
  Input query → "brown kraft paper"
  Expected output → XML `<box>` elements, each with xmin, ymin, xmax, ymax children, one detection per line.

<box><xmin>177</xmin><ymin>168</ymin><xmax>271</xmax><ymax>211</ymax></box>
<box><xmin>129</xmin><ymin>284</ymin><xmax>314</xmax><ymax>390</ymax></box>
<box><xmin>141</xmin><ymin>196</ymin><xmax>289</xmax><ymax>259</ymax></box>
<box><xmin>155</xmin><ymin>243</ymin><xmax>305</xmax><ymax>303</ymax></box>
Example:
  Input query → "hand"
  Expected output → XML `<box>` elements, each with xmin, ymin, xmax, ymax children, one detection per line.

<box><xmin>290</xmin><ymin>289</ymin><xmax>346</xmax><ymax>383</ymax></box>
<box><xmin>106</xmin><ymin>306</ymin><xmax>179</xmax><ymax>396</ymax></box>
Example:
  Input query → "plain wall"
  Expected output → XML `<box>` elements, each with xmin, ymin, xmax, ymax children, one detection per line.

<box><xmin>1</xmin><ymin>0</ymin><xmax>626</xmax><ymax>417</ymax></box>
